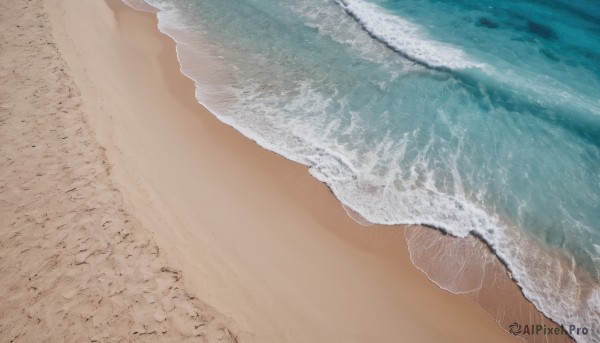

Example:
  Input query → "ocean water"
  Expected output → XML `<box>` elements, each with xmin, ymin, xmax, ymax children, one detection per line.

<box><xmin>125</xmin><ymin>0</ymin><xmax>600</xmax><ymax>340</ymax></box>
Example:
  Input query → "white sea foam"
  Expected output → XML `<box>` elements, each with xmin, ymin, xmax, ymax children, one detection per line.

<box><xmin>291</xmin><ymin>0</ymin><xmax>417</xmax><ymax>72</ymax></box>
<box><xmin>333</xmin><ymin>0</ymin><xmax>487</xmax><ymax>70</ymax></box>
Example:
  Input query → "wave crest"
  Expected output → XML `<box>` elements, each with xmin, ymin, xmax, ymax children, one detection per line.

<box><xmin>334</xmin><ymin>0</ymin><xmax>486</xmax><ymax>71</ymax></box>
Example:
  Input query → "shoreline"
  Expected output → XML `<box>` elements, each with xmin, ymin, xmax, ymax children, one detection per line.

<box><xmin>124</xmin><ymin>4</ymin><xmax>596</xmax><ymax>338</ymax></box>
<box><xmin>41</xmin><ymin>0</ymin><xmax>563</xmax><ymax>342</ymax></box>
<box><xmin>123</xmin><ymin>2</ymin><xmax>576</xmax><ymax>342</ymax></box>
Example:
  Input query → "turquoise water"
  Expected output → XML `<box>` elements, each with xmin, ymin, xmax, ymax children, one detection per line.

<box><xmin>129</xmin><ymin>0</ymin><xmax>600</xmax><ymax>339</ymax></box>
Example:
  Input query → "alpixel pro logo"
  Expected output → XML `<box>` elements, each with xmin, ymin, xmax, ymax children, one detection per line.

<box><xmin>508</xmin><ymin>322</ymin><xmax>589</xmax><ymax>337</ymax></box>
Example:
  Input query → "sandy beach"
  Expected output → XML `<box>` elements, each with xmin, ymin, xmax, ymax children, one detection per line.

<box><xmin>0</xmin><ymin>0</ymin><xmax>239</xmax><ymax>341</ymax></box>
<box><xmin>0</xmin><ymin>0</ymin><xmax>569</xmax><ymax>342</ymax></box>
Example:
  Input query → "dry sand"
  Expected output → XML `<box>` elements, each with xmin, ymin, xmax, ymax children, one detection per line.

<box><xmin>0</xmin><ymin>0</ymin><xmax>240</xmax><ymax>342</ymax></box>
<box><xmin>0</xmin><ymin>0</ymin><xmax>554</xmax><ymax>342</ymax></box>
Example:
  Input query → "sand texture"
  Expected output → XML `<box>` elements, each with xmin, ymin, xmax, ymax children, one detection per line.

<box><xmin>0</xmin><ymin>1</ymin><xmax>239</xmax><ymax>342</ymax></box>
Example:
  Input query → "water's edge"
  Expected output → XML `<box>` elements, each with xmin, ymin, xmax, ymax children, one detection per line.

<box><xmin>119</xmin><ymin>1</ymin><xmax>585</xmax><ymax>341</ymax></box>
